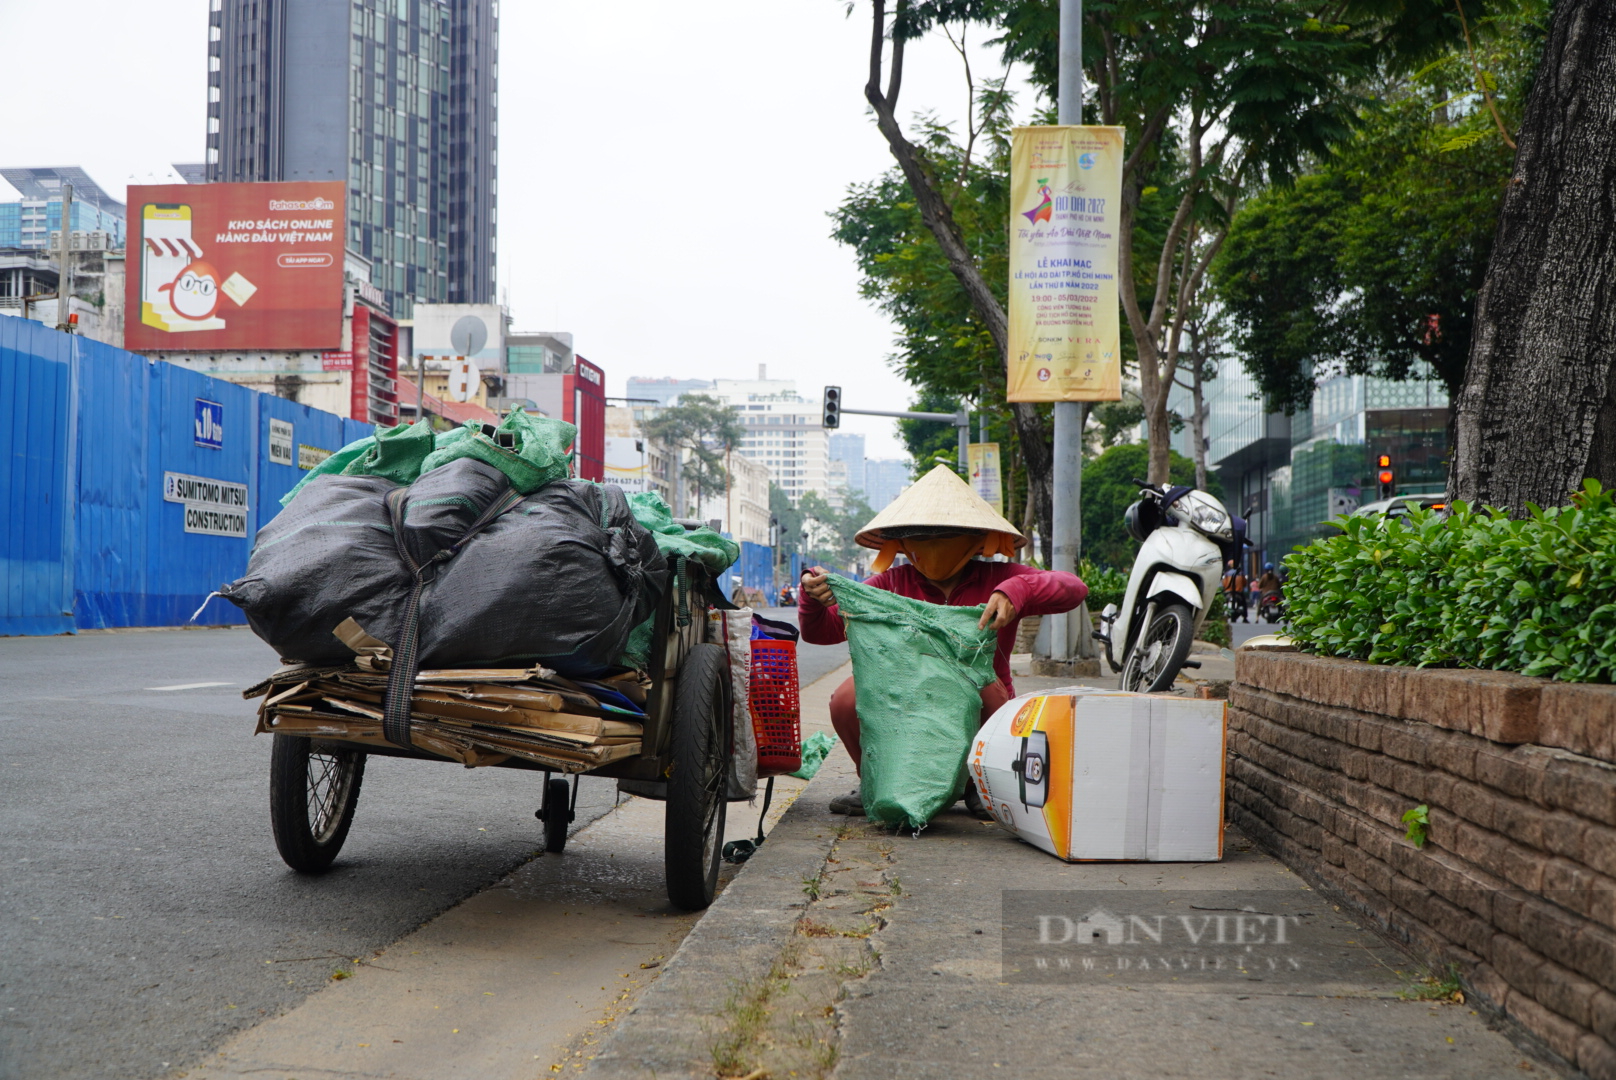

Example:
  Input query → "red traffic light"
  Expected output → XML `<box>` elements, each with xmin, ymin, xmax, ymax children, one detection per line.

<box><xmin>1378</xmin><ymin>469</ymin><xmax>1394</xmax><ymax>486</ymax></box>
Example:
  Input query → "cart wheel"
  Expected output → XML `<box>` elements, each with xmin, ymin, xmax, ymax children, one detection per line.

<box><xmin>269</xmin><ymin>735</ymin><xmax>365</xmax><ymax>873</ymax></box>
<box><xmin>543</xmin><ymin>777</ymin><xmax>571</xmax><ymax>854</ymax></box>
<box><xmin>665</xmin><ymin>642</ymin><xmax>731</xmax><ymax>911</ymax></box>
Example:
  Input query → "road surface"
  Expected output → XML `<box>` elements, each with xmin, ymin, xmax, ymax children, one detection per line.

<box><xmin>0</xmin><ymin>615</ymin><xmax>844</xmax><ymax>1079</ymax></box>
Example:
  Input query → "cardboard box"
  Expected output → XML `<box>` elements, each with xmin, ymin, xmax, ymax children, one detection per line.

<box><xmin>970</xmin><ymin>689</ymin><xmax>1226</xmax><ymax>861</ymax></box>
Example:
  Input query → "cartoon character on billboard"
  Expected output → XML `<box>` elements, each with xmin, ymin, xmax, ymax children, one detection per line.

<box><xmin>140</xmin><ymin>204</ymin><xmax>256</xmax><ymax>333</ymax></box>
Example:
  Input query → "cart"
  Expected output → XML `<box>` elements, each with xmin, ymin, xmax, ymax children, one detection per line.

<box><xmin>263</xmin><ymin>560</ymin><xmax>735</xmax><ymax>911</ymax></box>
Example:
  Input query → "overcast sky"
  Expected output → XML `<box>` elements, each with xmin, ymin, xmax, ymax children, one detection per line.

<box><xmin>0</xmin><ymin>0</ymin><xmax>1039</xmax><ymax>458</ymax></box>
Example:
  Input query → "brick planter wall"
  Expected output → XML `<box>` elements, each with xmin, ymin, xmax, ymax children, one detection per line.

<box><xmin>1230</xmin><ymin>649</ymin><xmax>1616</xmax><ymax>1079</ymax></box>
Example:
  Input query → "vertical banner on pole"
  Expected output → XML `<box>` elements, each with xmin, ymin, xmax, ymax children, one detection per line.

<box><xmin>968</xmin><ymin>442</ymin><xmax>1003</xmax><ymax>516</ymax></box>
<box><xmin>1006</xmin><ymin>126</ymin><xmax>1126</xmax><ymax>403</ymax></box>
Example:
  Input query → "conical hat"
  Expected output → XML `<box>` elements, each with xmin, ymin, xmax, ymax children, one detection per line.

<box><xmin>855</xmin><ymin>463</ymin><xmax>1026</xmax><ymax>550</ymax></box>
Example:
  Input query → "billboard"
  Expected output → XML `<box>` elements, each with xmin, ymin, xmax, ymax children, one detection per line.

<box><xmin>1006</xmin><ymin>126</ymin><xmax>1125</xmax><ymax>402</ymax></box>
<box><xmin>125</xmin><ymin>182</ymin><xmax>346</xmax><ymax>352</ymax></box>
<box><xmin>605</xmin><ymin>436</ymin><xmax>649</xmax><ymax>493</ymax></box>
<box><xmin>968</xmin><ymin>442</ymin><xmax>1003</xmax><ymax>515</ymax></box>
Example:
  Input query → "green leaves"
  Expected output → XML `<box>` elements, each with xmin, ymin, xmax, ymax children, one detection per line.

<box><xmin>1402</xmin><ymin>804</ymin><xmax>1430</xmax><ymax>849</ymax></box>
<box><xmin>1210</xmin><ymin>1</ymin><xmax>1549</xmax><ymax>412</ymax></box>
<box><xmin>1080</xmin><ymin>443</ymin><xmax>1220</xmax><ymax>571</ymax></box>
<box><xmin>1287</xmin><ymin>481</ymin><xmax>1616</xmax><ymax>683</ymax></box>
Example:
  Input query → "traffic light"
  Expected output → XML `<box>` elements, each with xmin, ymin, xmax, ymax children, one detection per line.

<box><xmin>1377</xmin><ymin>454</ymin><xmax>1395</xmax><ymax>498</ymax></box>
<box><xmin>822</xmin><ymin>386</ymin><xmax>842</xmax><ymax>429</ymax></box>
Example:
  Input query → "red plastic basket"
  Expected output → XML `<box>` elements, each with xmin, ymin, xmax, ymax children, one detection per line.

<box><xmin>750</xmin><ymin>638</ymin><xmax>802</xmax><ymax>776</ymax></box>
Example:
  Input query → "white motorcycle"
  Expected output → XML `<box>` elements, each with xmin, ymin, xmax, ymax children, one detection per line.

<box><xmin>1092</xmin><ymin>479</ymin><xmax>1243</xmax><ymax>693</ymax></box>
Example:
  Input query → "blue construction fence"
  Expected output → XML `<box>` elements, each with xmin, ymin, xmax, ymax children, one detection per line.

<box><xmin>1</xmin><ymin>317</ymin><xmax>372</xmax><ymax>635</ymax></box>
<box><xmin>712</xmin><ymin>543</ymin><xmax>853</xmax><ymax>604</ymax></box>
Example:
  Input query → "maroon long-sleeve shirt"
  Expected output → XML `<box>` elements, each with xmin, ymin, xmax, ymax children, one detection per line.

<box><xmin>799</xmin><ymin>561</ymin><xmax>1087</xmax><ymax>695</ymax></box>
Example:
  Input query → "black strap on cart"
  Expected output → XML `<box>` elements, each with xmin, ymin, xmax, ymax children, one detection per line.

<box><xmin>722</xmin><ymin>776</ymin><xmax>775</xmax><ymax>864</ymax></box>
<box><xmin>381</xmin><ymin>486</ymin><xmax>522</xmax><ymax>748</ymax></box>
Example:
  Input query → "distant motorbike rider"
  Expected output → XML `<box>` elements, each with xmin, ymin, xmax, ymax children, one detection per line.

<box><xmin>1222</xmin><ymin>560</ymin><xmax>1249</xmax><ymax>622</ymax></box>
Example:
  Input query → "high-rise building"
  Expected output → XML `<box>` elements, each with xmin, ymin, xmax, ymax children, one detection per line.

<box><xmin>0</xmin><ymin>167</ymin><xmax>126</xmax><ymax>250</ymax></box>
<box><xmin>829</xmin><ymin>432</ymin><xmax>867</xmax><ymax>496</ymax></box>
<box><xmin>205</xmin><ymin>0</ymin><xmax>498</xmax><ymax>317</ymax></box>
<box><xmin>862</xmin><ymin>458</ymin><xmax>911</xmax><ymax>513</ymax></box>
<box><xmin>712</xmin><ymin>377</ymin><xmax>830</xmax><ymax>504</ymax></box>
<box><xmin>624</xmin><ymin>376</ymin><xmax>716</xmax><ymax>407</ymax></box>
<box><xmin>1168</xmin><ymin>361</ymin><xmax>1450</xmax><ymax>571</ymax></box>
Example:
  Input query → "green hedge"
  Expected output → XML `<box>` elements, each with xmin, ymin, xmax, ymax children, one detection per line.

<box><xmin>1284</xmin><ymin>480</ymin><xmax>1616</xmax><ymax>683</ymax></box>
<box><xmin>1078</xmin><ymin>559</ymin><xmax>1128</xmax><ymax>612</ymax></box>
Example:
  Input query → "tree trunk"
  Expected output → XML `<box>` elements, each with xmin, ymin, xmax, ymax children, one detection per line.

<box><xmin>1190</xmin><ymin>359</ymin><xmax>1209</xmax><ymax>492</ymax></box>
<box><xmin>863</xmin><ymin>1</ymin><xmax>1054</xmax><ymax>556</ymax></box>
<box><xmin>1450</xmin><ymin>0</ymin><xmax>1616</xmax><ymax>511</ymax></box>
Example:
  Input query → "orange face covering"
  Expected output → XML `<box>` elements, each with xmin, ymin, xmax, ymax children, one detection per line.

<box><xmin>900</xmin><ymin>534</ymin><xmax>987</xmax><ymax>581</ymax></box>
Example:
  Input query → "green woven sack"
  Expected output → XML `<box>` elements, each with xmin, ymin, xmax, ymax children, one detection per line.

<box><xmin>278</xmin><ymin>429</ymin><xmax>392</xmax><ymax>507</ymax></box>
<box><xmin>418</xmin><ymin>408</ymin><xmax>577</xmax><ymax>494</ymax></box>
<box><xmin>825</xmin><ymin>576</ymin><xmax>998</xmax><ymax>830</ymax></box>
<box><xmin>610</xmin><ymin>491</ymin><xmax>739</xmax><ymax>670</ymax></box>
<box><xmin>625</xmin><ymin>491</ymin><xmax>739</xmax><ymax>571</ymax></box>
<box><xmin>340</xmin><ymin>419</ymin><xmax>437</xmax><ymax>484</ymax></box>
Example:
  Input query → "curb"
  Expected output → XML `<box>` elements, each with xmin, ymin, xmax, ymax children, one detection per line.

<box><xmin>585</xmin><ymin>767</ymin><xmax>848</xmax><ymax>1077</ymax></box>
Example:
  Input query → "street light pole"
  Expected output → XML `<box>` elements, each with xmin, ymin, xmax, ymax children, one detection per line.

<box><xmin>55</xmin><ymin>183</ymin><xmax>75</xmax><ymax>331</ymax></box>
<box><xmin>835</xmin><ymin>404</ymin><xmax>972</xmax><ymax>479</ymax></box>
<box><xmin>1049</xmin><ymin>0</ymin><xmax>1088</xmax><ymax>663</ymax></box>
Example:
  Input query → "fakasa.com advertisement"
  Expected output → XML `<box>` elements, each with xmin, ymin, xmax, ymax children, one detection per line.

<box><xmin>124</xmin><ymin>181</ymin><xmax>347</xmax><ymax>352</ymax></box>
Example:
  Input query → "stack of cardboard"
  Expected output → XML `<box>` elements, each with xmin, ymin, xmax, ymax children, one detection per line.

<box><xmin>245</xmin><ymin>663</ymin><xmax>648</xmax><ymax>773</ymax></box>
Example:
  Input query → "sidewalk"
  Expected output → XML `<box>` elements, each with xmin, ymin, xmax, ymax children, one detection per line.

<box><xmin>587</xmin><ymin>667</ymin><xmax>1567</xmax><ymax>1080</ymax></box>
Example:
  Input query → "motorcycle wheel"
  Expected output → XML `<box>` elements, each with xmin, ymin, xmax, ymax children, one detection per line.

<box><xmin>1119</xmin><ymin>603</ymin><xmax>1195</xmax><ymax>693</ymax></box>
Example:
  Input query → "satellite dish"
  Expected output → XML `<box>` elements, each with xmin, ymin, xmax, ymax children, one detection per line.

<box><xmin>449</xmin><ymin>314</ymin><xmax>488</xmax><ymax>357</ymax></box>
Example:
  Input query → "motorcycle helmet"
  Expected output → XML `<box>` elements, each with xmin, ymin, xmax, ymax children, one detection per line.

<box><xmin>1264</xmin><ymin>562</ymin><xmax>1274</xmax><ymax>571</ymax></box>
<box><xmin>1124</xmin><ymin>499</ymin><xmax>1162</xmax><ymax>543</ymax></box>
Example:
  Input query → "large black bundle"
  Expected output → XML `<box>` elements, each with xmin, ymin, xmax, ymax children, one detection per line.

<box><xmin>221</xmin><ymin>473</ymin><xmax>410</xmax><ymax>663</ymax></box>
<box><xmin>222</xmin><ymin>460</ymin><xmax>668</xmax><ymax>675</ymax></box>
<box><xmin>421</xmin><ymin>478</ymin><xmax>663</xmax><ymax>671</ymax></box>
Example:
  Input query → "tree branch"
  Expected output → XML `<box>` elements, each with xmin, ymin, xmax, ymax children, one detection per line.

<box><xmin>1455</xmin><ymin>0</ymin><xmax>1517</xmax><ymax>150</ymax></box>
<box><xmin>861</xmin><ymin>0</ymin><xmax>1051</xmax><ymax>560</ymax></box>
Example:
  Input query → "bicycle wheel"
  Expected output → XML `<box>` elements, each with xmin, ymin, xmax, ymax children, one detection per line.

<box><xmin>269</xmin><ymin>735</ymin><xmax>365</xmax><ymax>873</ymax></box>
<box><xmin>664</xmin><ymin>643</ymin><xmax>731</xmax><ymax>910</ymax></box>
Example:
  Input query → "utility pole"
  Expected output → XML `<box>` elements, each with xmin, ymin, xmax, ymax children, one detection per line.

<box><xmin>1048</xmin><ymin>0</ymin><xmax>1090</xmax><ymax>664</ymax></box>
<box><xmin>55</xmin><ymin>183</ymin><xmax>75</xmax><ymax>331</ymax></box>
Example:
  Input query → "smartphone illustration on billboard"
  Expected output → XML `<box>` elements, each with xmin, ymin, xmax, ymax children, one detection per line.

<box><xmin>140</xmin><ymin>203</ymin><xmax>249</xmax><ymax>334</ymax></box>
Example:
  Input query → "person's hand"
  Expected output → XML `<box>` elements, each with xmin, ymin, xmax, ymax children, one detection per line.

<box><xmin>801</xmin><ymin>567</ymin><xmax>835</xmax><ymax>607</ymax></box>
<box><xmin>980</xmin><ymin>590</ymin><xmax>1018</xmax><ymax>631</ymax></box>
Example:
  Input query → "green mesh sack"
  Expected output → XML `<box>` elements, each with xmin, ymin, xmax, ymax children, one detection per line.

<box><xmin>825</xmin><ymin>576</ymin><xmax>998</xmax><ymax>830</ymax></box>
<box><xmin>340</xmin><ymin>419</ymin><xmax>437</xmax><ymax>484</ymax></box>
<box><xmin>625</xmin><ymin>491</ymin><xmax>739</xmax><ymax>571</ymax></box>
<box><xmin>278</xmin><ymin>430</ymin><xmax>384</xmax><ymax>507</ymax></box>
<box><xmin>617</xmin><ymin>613</ymin><xmax>656</xmax><ymax>671</ymax></box>
<box><xmin>611</xmin><ymin>492</ymin><xmax>739</xmax><ymax>670</ymax></box>
<box><xmin>419</xmin><ymin>409</ymin><xmax>577</xmax><ymax>494</ymax></box>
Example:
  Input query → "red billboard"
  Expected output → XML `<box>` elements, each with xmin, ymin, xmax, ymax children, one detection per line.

<box><xmin>125</xmin><ymin>182</ymin><xmax>347</xmax><ymax>352</ymax></box>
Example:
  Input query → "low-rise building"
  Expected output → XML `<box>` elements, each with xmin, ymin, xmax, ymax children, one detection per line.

<box><xmin>700</xmin><ymin>450</ymin><xmax>772</xmax><ymax>546</ymax></box>
<box><xmin>0</xmin><ymin>245</ymin><xmax>126</xmax><ymax>346</ymax></box>
<box><xmin>604</xmin><ymin>402</ymin><xmax>676</xmax><ymax>506</ymax></box>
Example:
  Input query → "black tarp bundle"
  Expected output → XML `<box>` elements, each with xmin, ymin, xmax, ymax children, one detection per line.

<box><xmin>222</xmin><ymin>459</ymin><xmax>668</xmax><ymax>678</ymax></box>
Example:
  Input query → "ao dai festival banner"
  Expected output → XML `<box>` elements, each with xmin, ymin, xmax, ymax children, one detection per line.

<box><xmin>1006</xmin><ymin>126</ymin><xmax>1125</xmax><ymax>402</ymax></box>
